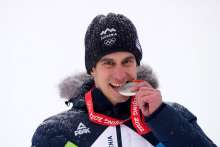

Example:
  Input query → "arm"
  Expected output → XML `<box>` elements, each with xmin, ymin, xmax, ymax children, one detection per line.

<box><xmin>145</xmin><ymin>103</ymin><xmax>217</xmax><ymax>147</ymax></box>
<box><xmin>133</xmin><ymin>81</ymin><xmax>216</xmax><ymax>147</ymax></box>
<box><xmin>31</xmin><ymin>121</ymin><xmax>69</xmax><ymax>147</ymax></box>
<box><xmin>31</xmin><ymin>111</ymin><xmax>81</xmax><ymax>147</ymax></box>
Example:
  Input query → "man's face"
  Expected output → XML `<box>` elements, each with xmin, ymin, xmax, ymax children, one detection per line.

<box><xmin>91</xmin><ymin>52</ymin><xmax>137</xmax><ymax>105</ymax></box>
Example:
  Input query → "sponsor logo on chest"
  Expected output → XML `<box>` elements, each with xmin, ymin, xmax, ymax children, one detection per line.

<box><xmin>74</xmin><ymin>122</ymin><xmax>91</xmax><ymax>136</ymax></box>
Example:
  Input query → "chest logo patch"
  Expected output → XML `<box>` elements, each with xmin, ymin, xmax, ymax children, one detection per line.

<box><xmin>74</xmin><ymin>122</ymin><xmax>91</xmax><ymax>136</ymax></box>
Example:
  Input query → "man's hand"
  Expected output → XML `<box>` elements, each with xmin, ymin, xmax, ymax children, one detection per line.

<box><xmin>131</xmin><ymin>81</ymin><xmax>162</xmax><ymax>117</ymax></box>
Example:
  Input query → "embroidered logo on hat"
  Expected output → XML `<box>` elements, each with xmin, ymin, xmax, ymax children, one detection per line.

<box><xmin>100</xmin><ymin>28</ymin><xmax>117</xmax><ymax>46</ymax></box>
<box><xmin>104</xmin><ymin>38</ymin><xmax>116</xmax><ymax>46</ymax></box>
<box><xmin>100</xmin><ymin>28</ymin><xmax>117</xmax><ymax>37</ymax></box>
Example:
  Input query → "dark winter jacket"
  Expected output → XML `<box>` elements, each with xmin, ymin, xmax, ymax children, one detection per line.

<box><xmin>31</xmin><ymin>65</ymin><xmax>217</xmax><ymax>147</ymax></box>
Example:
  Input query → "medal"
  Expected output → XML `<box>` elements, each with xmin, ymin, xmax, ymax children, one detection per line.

<box><xmin>118</xmin><ymin>80</ymin><xmax>143</xmax><ymax>96</ymax></box>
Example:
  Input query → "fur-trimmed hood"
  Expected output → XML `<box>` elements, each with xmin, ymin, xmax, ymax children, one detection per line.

<box><xmin>59</xmin><ymin>64</ymin><xmax>159</xmax><ymax>101</ymax></box>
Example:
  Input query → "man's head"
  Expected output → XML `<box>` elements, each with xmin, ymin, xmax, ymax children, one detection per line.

<box><xmin>85</xmin><ymin>13</ymin><xmax>142</xmax><ymax>74</ymax></box>
<box><xmin>91</xmin><ymin>51</ymin><xmax>137</xmax><ymax>105</ymax></box>
<box><xmin>84</xmin><ymin>13</ymin><xmax>143</xmax><ymax>104</ymax></box>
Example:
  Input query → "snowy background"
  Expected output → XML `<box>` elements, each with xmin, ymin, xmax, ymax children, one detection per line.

<box><xmin>0</xmin><ymin>0</ymin><xmax>219</xmax><ymax>146</ymax></box>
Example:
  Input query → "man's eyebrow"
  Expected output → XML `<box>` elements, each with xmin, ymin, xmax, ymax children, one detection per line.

<box><xmin>123</xmin><ymin>55</ymin><xmax>136</xmax><ymax>61</ymax></box>
<box><xmin>99</xmin><ymin>55</ymin><xmax>135</xmax><ymax>63</ymax></box>
<box><xmin>99</xmin><ymin>58</ymin><xmax>113</xmax><ymax>63</ymax></box>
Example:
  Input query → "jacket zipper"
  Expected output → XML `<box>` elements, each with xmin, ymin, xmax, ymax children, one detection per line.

<box><xmin>116</xmin><ymin>125</ymin><xmax>122</xmax><ymax>147</ymax></box>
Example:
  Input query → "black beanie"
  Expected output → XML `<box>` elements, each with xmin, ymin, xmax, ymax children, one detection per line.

<box><xmin>85</xmin><ymin>13</ymin><xmax>143</xmax><ymax>74</ymax></box>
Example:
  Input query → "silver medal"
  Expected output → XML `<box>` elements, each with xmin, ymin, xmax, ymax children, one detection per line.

<box><xmin>118</xmin><ymin>81</ymin><xmax>140</xmax><ymax>96</ymax></box>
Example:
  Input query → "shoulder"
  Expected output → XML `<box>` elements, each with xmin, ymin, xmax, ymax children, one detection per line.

<box><xmin>44</xmin><ymin>108</ymin><xmax>87</xmax><ymax>124</ymax></box>
<box><xmin>31</xmin><ymin>109</ymin><xmax>88</xmax><ymax>147</ymax></box>
<box><xmin>166</xmin><ymin>102</ymin><xmax>197</xmax><ymax>121</ymax></box>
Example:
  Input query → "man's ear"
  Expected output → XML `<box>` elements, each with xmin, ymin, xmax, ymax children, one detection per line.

<box><xmin>90</xmin><ymin>68</ymin><xmax>96</xmax><ymax>78</ymax></box>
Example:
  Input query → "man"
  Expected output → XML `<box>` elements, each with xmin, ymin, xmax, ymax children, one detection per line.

<box><xmin>31</xmin><ymin>13</ymin><xmax>217</xmax><ymax>147</ymax></box>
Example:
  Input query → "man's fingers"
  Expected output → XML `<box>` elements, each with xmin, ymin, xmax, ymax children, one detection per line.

<box><xmin>136</xmin><ymin>88</ymin><xmax>162</xmax><ymax>117</ymax></box>
<box><xmin>136</xmin><ymin>92</ymin><xmax>156</xmax><ymax>107</ymax></box>
<box><xmin>129</xmin><ymin>81</ymin><xmax>153</xmax><ymax>92</ymax></box>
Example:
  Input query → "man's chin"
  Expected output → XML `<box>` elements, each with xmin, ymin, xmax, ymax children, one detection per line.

<box><xmin>112</xmin><ymin>89</ymin><xmax>126</xmax><ymax>98</ymax></box>
<box><xmin>107</xmin><ymin>87</ymin><xmax>129</xmax><ymax>103</ymax></box>
<box><xmin>114</xmin><ymin>94</ymin><xmax>130</xmax><ymax>103</ymax></box>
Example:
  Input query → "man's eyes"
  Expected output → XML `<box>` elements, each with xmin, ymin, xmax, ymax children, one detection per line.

<box><xmin>123</xmin><ymin>59</ymin><xmax>135</xmax><ymax>65</ymax></box>
<box><xmin>103</xmin><ymin>61</ymin><xmax>115</xmax><ymax>66</ymax></box>
<box><xmin>101</xmin><ymin>58</ymin><xmax>135</xmax><ymax>67</ymax></box>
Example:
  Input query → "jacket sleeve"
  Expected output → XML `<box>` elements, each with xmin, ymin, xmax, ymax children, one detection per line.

<box><xmin>145</xmin><ymin>102</ymin><xmax>217</xmax><ymax>147</ymax></box>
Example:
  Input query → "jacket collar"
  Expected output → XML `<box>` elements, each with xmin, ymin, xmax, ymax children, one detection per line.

<box><xmin>92</xmin><ymin>88</ymin><xmax>131</xmax><ymax>118</ymax></box>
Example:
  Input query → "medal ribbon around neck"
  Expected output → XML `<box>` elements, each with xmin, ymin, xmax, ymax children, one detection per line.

<box><xmin>85</xmin><ymin>89</ymin><xmax>151</xmax><ymax>135</ymax></box>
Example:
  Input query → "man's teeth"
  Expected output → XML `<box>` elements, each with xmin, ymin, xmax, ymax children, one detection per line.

<box><xmin>110</xmin><ymin>83</ymin><xmax>123</xmax><ymax>87</ymax></box>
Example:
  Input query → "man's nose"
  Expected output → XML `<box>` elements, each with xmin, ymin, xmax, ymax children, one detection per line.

<box><xmin>112</xmin><ymin>66</ymin><xmax>127</xmax><ymax>82</ymax></box>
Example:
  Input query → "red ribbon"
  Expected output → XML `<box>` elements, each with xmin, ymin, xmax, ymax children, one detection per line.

<box><xmin>85</xmin><ymin>90</ymin><xmax>151</xmax><ymax>135</ymax></box>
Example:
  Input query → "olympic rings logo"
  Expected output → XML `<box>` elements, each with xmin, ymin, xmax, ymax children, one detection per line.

<box><xmin>104</xmin><ymin>38</ymin><xmax>116</xmax><ymax>46</ymax></box>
